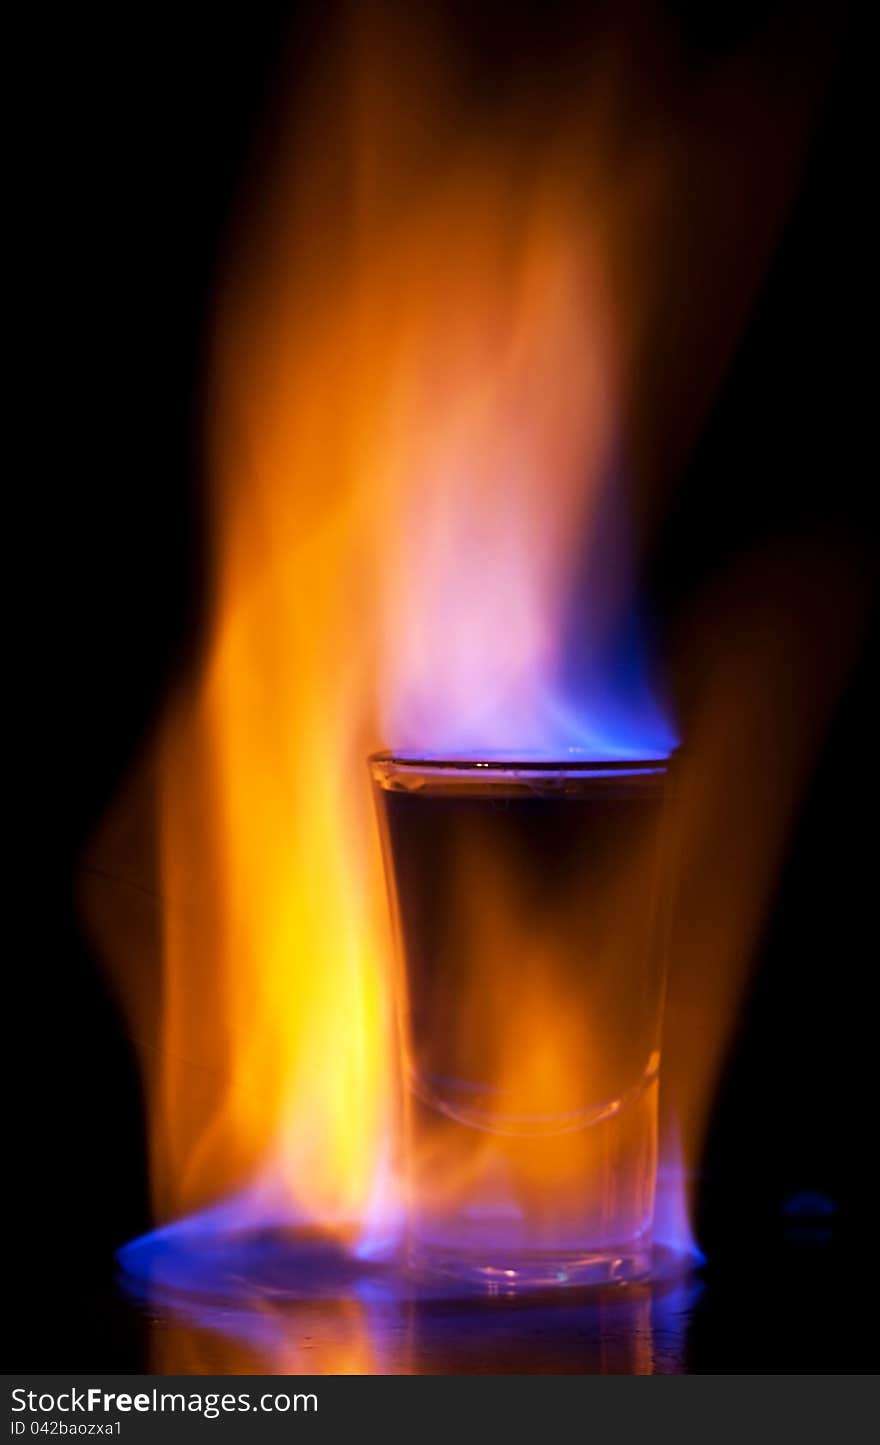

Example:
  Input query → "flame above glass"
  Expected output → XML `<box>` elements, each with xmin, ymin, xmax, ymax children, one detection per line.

<box><xmin>84</xmin><ymin>4</ymin><xmax>854</xmax><ymax>1301</ymax></box>
<box><xmin>95</xmin><ymin>13</ymin><xmax>676</xmax><ymax>1245</ymax></box>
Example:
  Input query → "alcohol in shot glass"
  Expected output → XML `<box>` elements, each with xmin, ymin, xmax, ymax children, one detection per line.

<box><xmin>370</xmin><ymin>752</ymin><xmax>671</xmax><ymax>1289</ymax></box>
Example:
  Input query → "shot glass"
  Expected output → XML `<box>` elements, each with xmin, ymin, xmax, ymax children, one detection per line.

<box><xmin>370</xmin><ymin>752</ymin><xmax>670</xmax><ymax>1289</ymax></box>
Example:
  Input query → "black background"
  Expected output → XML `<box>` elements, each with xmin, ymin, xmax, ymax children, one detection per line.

<box><xmin>11</xmin><ymin>0</ymin><xmax>877</xmax><ymax>1372</ymax></box>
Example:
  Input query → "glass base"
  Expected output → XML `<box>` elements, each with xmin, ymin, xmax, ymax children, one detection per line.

<box><xmin>407</xmin><ymin>1240</ymin><xmax>653</xmax><ymax>1291</ymax></box>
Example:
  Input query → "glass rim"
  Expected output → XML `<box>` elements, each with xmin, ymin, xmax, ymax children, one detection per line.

<box><xmin>368</xmin><ymin>749</ymin><xmax>671</xmax><ymax>779</ymax></box>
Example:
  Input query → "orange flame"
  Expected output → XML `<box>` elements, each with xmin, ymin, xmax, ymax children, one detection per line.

<box><xmin>83</xmin><ymin>1</ymin><xmax>852</xmax><ymax>1277</ymax></box>
<box><xmin>89</xmin><ymin>10</ymin><xmax>642</xmax><ymax>1237</ymax></box>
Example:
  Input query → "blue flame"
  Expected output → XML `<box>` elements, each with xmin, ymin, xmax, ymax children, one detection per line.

<box><xmin>552</xmin><ymin>462</ymin><xmax>678</xmax><ymax>760</ymax></box>
<box><xmin>652</xmin><ymin>1116</ymin><xmax>706</xmax><ymax>1265</ymax></box>
<box><xmin>118</xmin><ymin>1210</ymin><xmax>702</xmax><ymax>1372</ymax></box>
